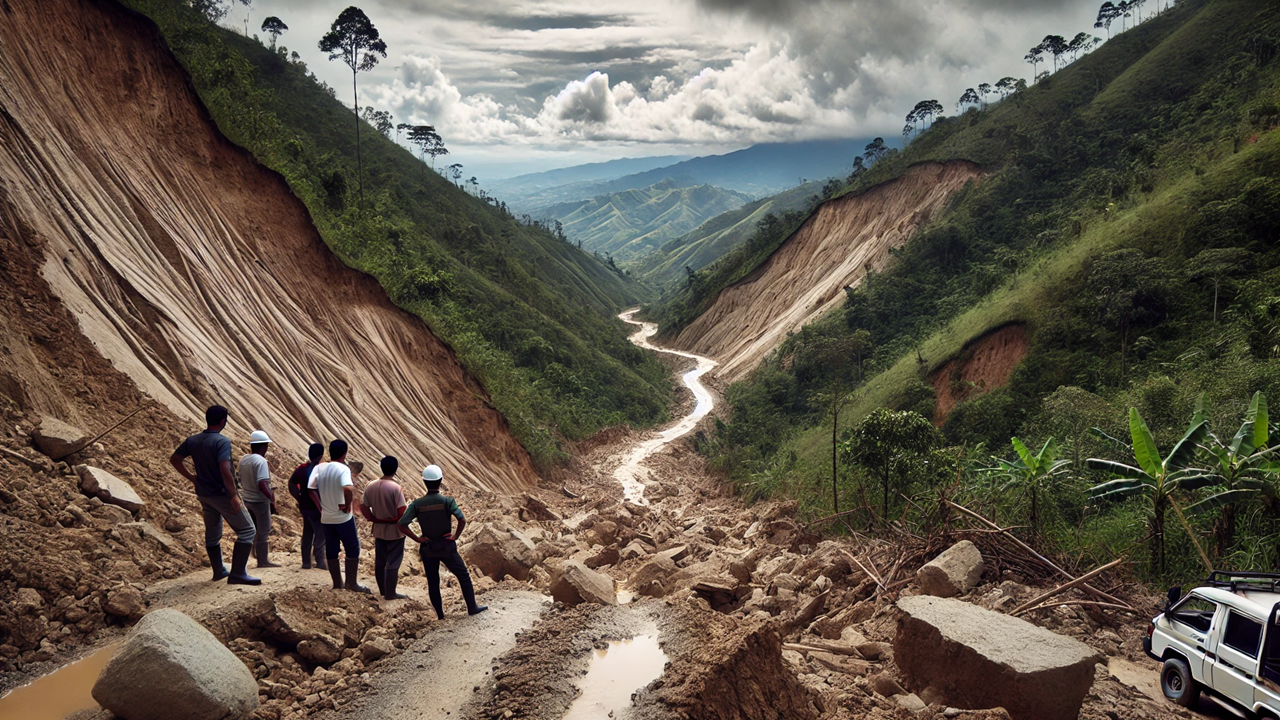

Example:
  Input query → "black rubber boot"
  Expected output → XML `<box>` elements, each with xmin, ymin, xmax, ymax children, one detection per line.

<box><xmin>207</xmin><ymin>545</ymin><xmax>229</xmax><ymax>582</ymax></box>
<box><xmin>345</xmin><ymin>557</ymin><xmax>371</xmax><ymax>594</ymax></box>
<box><xmin>457</xmin><ymin>569</ymin><xmax>486</xmax><ymax>615</ymax></box>
<box><xmin>256</xmin><ymin>541</ymin><xmax>280</xmax><ymax>569</ymax></box>
<box><xmin>327</xmin><ymin>561</ymin><xmax>343</xmax><ymax>589</ymax></box>
<box><xmin>383</xmin><ymin>571</ymin><xmax>408</xmax><ymax>601</ymax></box>
<box><xmin>315</xmin><ymin>556</ymin><xmax>328</xmax><ymax>570</ymax></box>
<box><xmin>227</xmin><ymin>542</ymin><xmax>262</xmax><ymax>586</ymax></box>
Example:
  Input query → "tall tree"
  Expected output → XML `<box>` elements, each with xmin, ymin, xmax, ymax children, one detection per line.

<box><xmin>395</xmin><ymin>122</ymin><xmax>410</xmax><ymax>144</ymax></box>
<box><xmin>995</xmin><ymin>76</ymin><xmax>1018</xmax><ymax>99</ymax></box>
<box><xmin>319</xmin><ymin>6</ymin><xmax>387</xmax><ymax>211</ymax></box>
<box><xmin>261</xmin><ymin>16</ymin><xmax>287</xmax><ymax>50</ymax></box>
<box><xmin>977</xmin><ymin>82</ymin><xmax>993</xmax><ymax>108</ymax></box>
<box><xmin>1067</xmin><ymin>32</ymin><xmax>1091</xmax><ymax>62</ymax></box>
<box><xmin>361</xmin><ymin>107</ymin><xmax>393</xmax><ymax>138</ymax></box>
<box><xmin>447</xmin><ymin>163</ymin><xmax>463</xmax><ymax>186</ymax></box>
<box><xmin>1025</xmin><ymin>43</ymin><xmax>1045</xmax><ymax>81</ymax></box>
<box><xmin>1095</xmin><ymin>1</ymin><xmax>1121</xmax><ymax>39</ymax></box>
<box><xmin>406</xmin><ymin>124</ymin><xmax>440</xmax><ymax>170</ymax></box>
<box><xmin>1187</xmin><ymin>248</ymin><xmax>1253</xmax><ymax>324</ymax></box>
<box><xmin>957</xmin><ymin>88</ymin><xmax>980</xmax><ymax>113</ymax></box>
<box><xmin>863</xmin><ymin>137</ymin><xmax>888</xmax><ymax>163</ymax></box>
<box><xmin>1041</xmin><ymin>35</ymin><xmax>1069</xmax><ymax>72</ymax></box>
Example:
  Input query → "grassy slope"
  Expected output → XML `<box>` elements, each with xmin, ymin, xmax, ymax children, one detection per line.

<box><xmin>634</xmin><ymin>180</ymin><xmax>825</xmax><ymax>287</ymax></box>
<box><xmin>536</xmin><ymin>181</ymin><xmax>751</xmax><ymax>261</ymax></box>
<box><xmin>121</xmin><ymin>0</ymin><xmax>673</xmax><ymax>462</ymax></box>
<box><xmin>698</xmin><ymin>0</ymin><xmax>1280</xmax><ymax>580</ymax></box>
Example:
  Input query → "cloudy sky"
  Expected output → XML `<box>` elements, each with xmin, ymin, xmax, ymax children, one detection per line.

<box><xmin>239</xmin><ymin>0</ymin><xmax>1105</xmax><ymax>177</ymax></box>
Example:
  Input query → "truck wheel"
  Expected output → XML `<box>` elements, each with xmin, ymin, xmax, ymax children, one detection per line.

<box><xmin>1161</xmin><ymin>657</ymin><xmax>1200</xmax><ymax>707</ymax></box>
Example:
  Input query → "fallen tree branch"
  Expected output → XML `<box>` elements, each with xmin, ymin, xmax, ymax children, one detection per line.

<box><xmin>946</xmin><ymin>500</ymin><xmax>1134</xmax><ymax>611</ymax></box>
<box><xmin>53</xmin><ymin>402</ymin><xmax>152</xmax><ymax>461</ymax></box>
<box><xmin>783</xmin><ymin>640</ymin><xmax>863</xmax><ymax>658</ymax></box>
<box><xmin>840</xmin><ymin>549</ymin><xmax>884</xmax><ymax>591</ymax></box>
<box><xmin>1020</xmin><ymin>599</ymin><xmax>1142</xmax><ymax>615</ymax></box>
<box><xmin>1011</xmin><ymin>556</ymin><xmax>1128</xmax><ymax>616</ymax></box>
<box><xmin>0</xmin><ymin>446</ymin><xmax>47</xmax><ymax>471</ymax></box>
<box><xmin>803</xmin><ymin>507</ymin><xmax>863</xmax><ymax>528</ymax></box>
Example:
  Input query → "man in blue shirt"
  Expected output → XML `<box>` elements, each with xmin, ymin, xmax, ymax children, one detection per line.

<box><xmin>169</xmin><ymin>405</ymin><xmax>260</xmax><ymax>585</ymax></box>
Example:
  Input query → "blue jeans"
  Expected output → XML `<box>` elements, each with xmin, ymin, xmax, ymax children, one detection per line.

<box><xmin>322</xmin><ymin>518</ymin><xmax>360</xmax><ymax>560</ymax></box>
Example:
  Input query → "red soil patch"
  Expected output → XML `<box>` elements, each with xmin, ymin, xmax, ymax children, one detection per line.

<box><xmin>929</xmin><ymin>324</ymin><xmax>1029</xmax><ymax>425</ymax></box>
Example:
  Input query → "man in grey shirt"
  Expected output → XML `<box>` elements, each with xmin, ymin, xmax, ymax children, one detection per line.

<box><xmin>170</xmin><ymin>405</ymin><xmax>260</xmax><ymax>585</ymax></box>
<box><xmin>238</xmin><ymin>430</ymin><xmax>279</xmax><ymax>568</ymax></box>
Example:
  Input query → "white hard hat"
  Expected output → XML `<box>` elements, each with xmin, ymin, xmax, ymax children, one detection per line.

<box><xmin>249</xmin><ymin>430</ymin><xmax>272</xmax><ymax>445</ymax></box>
<box><xmin>422</xmin><ymin>465</ymin><xmax>443</xmax><ymax>481</ymax></box>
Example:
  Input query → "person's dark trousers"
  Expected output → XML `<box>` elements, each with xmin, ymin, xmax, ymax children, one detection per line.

<box><xmin>374</xmin><ymin>537</ymin><xmax>406</xmax><ymax>599</ymax></box>
<box><xmin>420</xmin><ymin>546</ymin><xmax>481</xmax><ymax>618</ymax></box>
<box><xmin>244</xmin><ymin>500</ymin><xmax>278</xmax><ymax>568</ymax></box>
<box><xmin>299</xmin><ymin>509</ymin><xmax>327</xmax><ymax>569</ymax></box>
<box><xmin>197</xmin><ymin>495</ymin><xmax>258</xmax><ymax>584</ymax></box>
<box><xmin>322</xmin><ymin>518</ymin><xmax>369</xmax><ymax>593</ymax></box>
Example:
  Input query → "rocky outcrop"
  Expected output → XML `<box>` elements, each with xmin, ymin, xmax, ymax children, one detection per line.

<box><xmin>92</xmin><ymin>609</ymin><xmax>259</xmax><ymax>720</ymax></box>
<box><xmin>894</xmin><ymin>596</ymin><xmax>1102</xmax><ymax>720</ymax></box>
<box><xmin>917</xmin><ymin>540</ymin><xmax>985</xmax><ymax>597</ymax></box>
<box><xmin>33</xmin><ymin>417</ymin><xmax>89</xmax><ymax>458</ymax></box>
<box><xmin>550</xmin><ymin>560</ymin><xmax>617</xmax><ymax>606</ymax></box>
<box><xmin>76</xmin><ymin>465</ymin><xmax>144</xmax><ymax>513</ymax></box>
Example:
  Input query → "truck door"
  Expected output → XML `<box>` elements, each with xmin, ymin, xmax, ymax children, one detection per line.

<box><xmin>1255</xmin><ymin>603</ymin><xmax>1280</xmax><ymax>715</ymax></box>
<box><xmin>1166</xmin><ymin>594</ymin><xmax>1218</xmax><ymax>682</ymax></box>
<box><xmin>1210</xmin><ymin>608</ymin><xmax>1264</xmax><ymax>711</ymax></box>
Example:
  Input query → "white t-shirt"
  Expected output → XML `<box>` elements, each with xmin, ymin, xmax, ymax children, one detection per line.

<box><xmin>237</xmin><ymin>453</ymin><xmax>270</xmax><ymax>503</ymax></box>
<box><xmin>307</xmin><ymin>462</ymin><xmax>354</xmax><ymax>524</ymax></box>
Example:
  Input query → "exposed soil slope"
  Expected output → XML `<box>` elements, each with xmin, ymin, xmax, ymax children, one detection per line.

<box><xmin>0</xmin><ymin>0</ymin><xmax>533</xmax><ymax>492</ymax></box>
<box><xmin>672</xmin><ymin>162</ymin><xmax>982</xmax><ymax>384</ymax></box>
<box><xmin>928</xmin><ymin>324</ymin><xmax>1029</xmax><ymax>425</ymax></box>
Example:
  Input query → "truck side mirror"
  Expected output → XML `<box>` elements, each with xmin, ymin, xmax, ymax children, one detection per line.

<box><xmin>1166</xmin><ymin>586</ymin><xmax>1182</xmax><ymax>609</ymax></box>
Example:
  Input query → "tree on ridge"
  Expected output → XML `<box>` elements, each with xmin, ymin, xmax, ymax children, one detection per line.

<box><xmin>261</xmin><ymin>16</ymin><xmax>287</xmax><ymax>50</ymax></box>
<box><xmin>319</xmin><ymin>6</ymin><xmax>388</xmax><ymax>211</ymax></box>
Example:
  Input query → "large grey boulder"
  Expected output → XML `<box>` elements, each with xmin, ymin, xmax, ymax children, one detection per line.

<box><xmin>77</xmin><ymin>466</ymin><xmax>144</xmax><ymax>514</ymax></box>
<box><xmin>33</xmin><ymin>416</ymin><xmax>89</xmax><ymax>458</ymax></box>
<box><xmin>461</xmin><ymin>524</ymin><xmax>541</xmax><ymax>581</ymax></box>
<box><xmin>894</xmin><ymin>596</ymin><xmax>1101</xmax><ymax>720</ymax></box>
<box><xmin>917</xmin><ymin>540</ymin><xmax>984</xmax><ymax>597</ymax></box>
<box><xmin>550</xmin><ymin>560</ymin><xmax>617</xmax><ymax>606</ymax></box>
<box><xmin>92</xmin><ymin>609</ymin><xmax>259</xmax><ymax>720</ymax></box>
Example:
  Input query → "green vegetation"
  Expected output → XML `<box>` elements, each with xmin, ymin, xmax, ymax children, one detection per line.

<box><xmin>122</xmin><ymin>0</ymin><xmax>672</xmax><ymax>463</ymax></box>
<box><xmin>687</xmin><ymin>0</ymin><xmax>1280</xmax><ymax>583</ymax></box>
<box><xmin>633</xmin><ymin>180</ymin><xmax>825</xmax><ymax>287</ymax></box>
<box><xmin>535</xmin><ymin>180</ymin><xmax>751</xmax><ymax>263</ymax></box>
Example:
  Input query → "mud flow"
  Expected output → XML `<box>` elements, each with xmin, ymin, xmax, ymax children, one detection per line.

<box><xmin>615</xmin><ymin>310</ymin><xmax>718</xmax><ymax>504</ymax></box>
<box><xmin>563</xmin><ymin>628</ymin><xmax>667</xmax><ymax>720</ymax></box>
<box><xmin>0</xmin><ymin>643</ymin><xmax>117</xmax><ymax>719</ymax></box>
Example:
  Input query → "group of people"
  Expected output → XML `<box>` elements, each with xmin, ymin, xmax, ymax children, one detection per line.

<box><xmin>168</xmin><ymin>405</ymin><xmax>487</xmax><ymax>619</ymax></box>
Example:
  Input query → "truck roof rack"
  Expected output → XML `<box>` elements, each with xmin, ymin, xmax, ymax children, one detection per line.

<box><xmin>1205</xmin><ymin>571</ymin><xmax>1280</xmax><ymax>594</ymax></box>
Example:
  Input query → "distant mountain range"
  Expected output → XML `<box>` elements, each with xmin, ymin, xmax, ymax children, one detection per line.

<box><xmin>632</xmin><ymin>180</ymin><xmax>827</xmax><ymax>286</ymax></box>
<box><xmin>538</xmin><ymin>180</ymin><xmax>752</xmax><ymax>261</ymax></box>
<box><xmin>492</xmin><ymin>138</ymin><xmax>884</xmax><ymax>210</ymax></box>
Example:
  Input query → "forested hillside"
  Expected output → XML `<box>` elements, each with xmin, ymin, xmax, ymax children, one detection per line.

<box><xmin>118</xmin><ymin>0</ymin><xmax>673</xmax><ymax>462</ymax></box>
<box><xmin>681</xmin><ymin>0</ymin><xmax>1280</xmax><ymax>583</ymax></box>
<box><xmin>535</xmin><ymin>181</ymin><xmax>751</xmax><ymax>262</ymax></box>
<box><xmin>634</xmin><ymin>180</ymin><xmax>825</xmax><ymax>287</ymax></box>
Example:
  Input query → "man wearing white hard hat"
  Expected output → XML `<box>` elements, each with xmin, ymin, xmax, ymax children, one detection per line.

<box><xmin>398</xmin><ymin>464</ymin><xmax>487</xmax><ymax>618</ymax></box>
<box><xmin>238</xmin><ymin>430</ymin><xmax>280</xmax><ymax>569</ymax></box>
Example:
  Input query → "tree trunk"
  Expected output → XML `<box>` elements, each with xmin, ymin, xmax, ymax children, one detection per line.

<box><xmin>882</xmin><ymin>464</ymin><xmax>890</xmax><ymax>521</ymax></box>
<box><xmin>831</xmin><ymin>399</ymin><xmax>839</xmax><ymax>516</ymax></box>
<box><xmin>1213</xmin><ymin>279</ymin><xmax>1220</xmax><ymax>324</ymax></box>
<box><xmin>1151</xmin><ymin>501</ymin><xmax>1166</xmax><ymax>577</ymax></box>
<box><xmin>352</xmin><ymin>70</ymin><xmax>363</xmax><ymax>211</ymax></box>
<box><xmin>1030</xmin><ymin>486</ymin><xmax>1039</xmax><ymax>538</ymax></box>
<box><xmin>1216</xmin><ymin>503</ymin><xmax>1237</xmax><ymax>558</ymax></box>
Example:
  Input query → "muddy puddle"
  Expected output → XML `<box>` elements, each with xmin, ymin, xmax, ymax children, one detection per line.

<box><xmin>562</xmin><ymin>631</ymin><xmax>667</xmax><ymax>720</ymax></box>
<box><xmin>617</xmin><ymin>309</ymin><xmax>717</xmax><ymax>505</ymax></box>
<box><xmin>0</xmin><ymin>643</ymin><xmax>118</xmax><ymax>720</ymax></box>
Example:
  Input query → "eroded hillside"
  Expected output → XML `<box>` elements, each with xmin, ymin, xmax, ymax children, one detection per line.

<box><xmin>0</xmin><ymin>0</ymin><xmax>535</xmax><ymax>493</ymax></box>
<box><xmin>673</xmin><ymin>162</ymin><xmax>982</xmax><ymax>383</ymax></box>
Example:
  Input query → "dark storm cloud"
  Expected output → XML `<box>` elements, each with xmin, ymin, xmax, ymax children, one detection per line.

<box><xmin>480</xmin><ymin>12</ymin><xmax>633</xmax><ymax>30</ymax></box>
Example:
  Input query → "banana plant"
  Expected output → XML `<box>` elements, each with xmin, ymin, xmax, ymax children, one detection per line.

<box><xmin>1088</xmin><ymin>409</ymin><xmax>1215</xmax><ymax>577</ymax></box>
<box><xmin>989</xmin><ymin>437</ymin><xmax>1071</xmax><ymax>537</ymax></box>
<box><xmin>1188</xmin><ymin>392</ymin><xmax>1279</xmax><ymax>556</ymax></box>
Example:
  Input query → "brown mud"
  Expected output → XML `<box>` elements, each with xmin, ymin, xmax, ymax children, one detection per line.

<box><xmin>928</xmin><ymin>323</ymin><xmax>1030</xmax><ymax>424</ymax></box>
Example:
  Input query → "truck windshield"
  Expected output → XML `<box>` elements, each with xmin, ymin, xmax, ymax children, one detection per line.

<box><xmin>1169</xmin><ymin>595</ymin><xmax>1216</xmax><ymax>633</ymax></box>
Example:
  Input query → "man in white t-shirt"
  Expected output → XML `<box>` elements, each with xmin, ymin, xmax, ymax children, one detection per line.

<box><xmin>238</xmin><ymin>430</ymin><xmax>279</xmax><ymax>569</ymax></box>
<box><xmin>307</xmin><ymin>439</ymin><xmax>369</xmax><ymax>593</ymax></box>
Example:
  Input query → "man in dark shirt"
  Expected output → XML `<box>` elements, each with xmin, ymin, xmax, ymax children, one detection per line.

<box><xmin>169</xmin><ymin>405</ymin><xmax>260</xmax><ymax>586</ymax></box>
<box><xmin>287</xmin><ymin>443</ymin><xmax>327</xmax><ymax>570</ymax></box>
<box><xmin>398</xmin><ymin>464</ymin><xmax>486</xmax><ymax>619</ymax></box>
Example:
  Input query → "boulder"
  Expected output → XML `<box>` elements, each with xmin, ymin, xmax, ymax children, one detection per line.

<box><xmin>359</xmin><ymin>638</ymin><xmax>394</xmax><ymax>663</ymax></box>
<box><xmin>93</xmin><ymin>503</ymin><xmax>135</xmax><ymax>525</ymax></box>
<box><xmin>33</xmin><ymin>416</ymin><xmax>89</xmax><ymax>458</ymax></box>
<box><xmin>104</xmin><ymin>587</ymin><xmax>146</xmax><ymax>620</ymax></box>
<box><xmin>629</xmin><ymin>555</ymin><xmax>676</xmax><ymax>597</ymax></box>
<box><xmin>894</xmin><ymin>596</ymin><xmax>1102</xmax><ymax>720</ymax></box>
<box><xmin>77</xmin><ymin>466</ymin><xmax>144</xmax><ymax>514</ymax></box>
<box><xmin>297</xmin><ymin>634</ymin><xmax>344</xmax><ymax>666</ymax></box>
<box><xmin>92</xmin><ymin>609</ymin><xmax>258</xmax><ymax>720</ymax></box>
<box><xmin>917</xmin><ymin>540</ymin><xmax>984</xmax><ymax>597</ymax></box>
<box><xmin>550</xmin><ymin>560</ymin><xmax>617</xmax><ymax>606</ymax></box>
<box><xmin>584</xmin><ymin>544</ymin><xmax>619</xmax><ymax>569</ymax></box>
<box><xmin>462</xmin><ymin>524</ymin><xmax>541</xmax><ymax>581</ymax></box>
<box><xmin>121</xmin><ymin>522</ymin><xmax>177</xmax><ymax>554</ymax></box>
<box><xmin>520</xmin><ymin>494</ymin><xmax>561</xmax><ymax>522</ymax></box>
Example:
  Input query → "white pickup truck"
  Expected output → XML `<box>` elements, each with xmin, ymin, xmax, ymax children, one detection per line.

<box><xmin>1146</xmin><ymin>572</ymin><xmax>1280</xmax><ymax>718</ymax></box>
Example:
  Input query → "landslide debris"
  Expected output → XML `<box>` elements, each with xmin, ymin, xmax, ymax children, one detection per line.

<box><xmin>672</xmin><ymin>162</ymin><xmax>983</xmax><ymax>383</ymax></box>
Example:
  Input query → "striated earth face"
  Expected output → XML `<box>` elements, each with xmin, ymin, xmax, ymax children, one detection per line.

<box><xmin>928</xmin><ymin>323</ymin><xmax>1030</xmax><ymax>424</ymax></box>
<box><xmin>0</xmin><ymin>0</ymin><xmax>535</xmax><ymax>495</ymax></box>
<box><xmin>672</xmin><ymin>161</ymin><xmax>984</xmax><ymax>385</ymax></box>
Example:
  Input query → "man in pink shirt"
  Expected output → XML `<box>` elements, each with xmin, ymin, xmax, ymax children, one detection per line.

<box><xmin>359</xmin><ymin>456</ymin><xmax>409</xmax><ymax>600</ymax></box>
